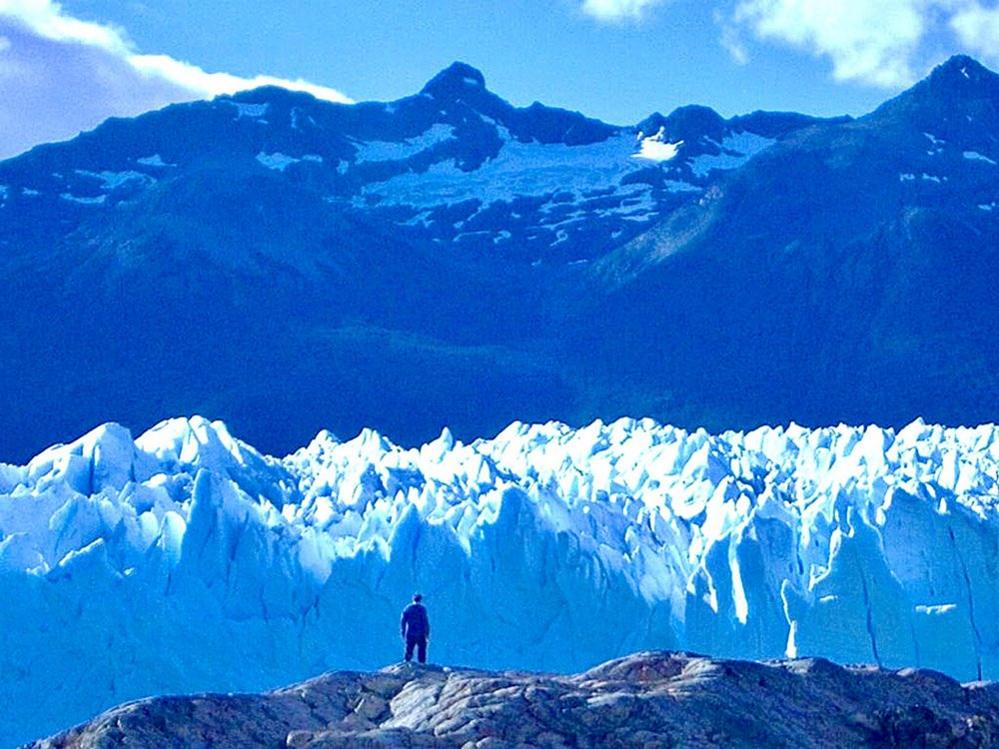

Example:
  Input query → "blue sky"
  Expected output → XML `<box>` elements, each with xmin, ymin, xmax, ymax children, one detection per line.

<box><xmin>1</xmin><ymin>0</ymin><xmax>998</xmax><ymax>157</ymax></box>
<box><xmin>57</xmin><ymin>0</ymin><xmax>889</xmax><ymax>119</ymax></box>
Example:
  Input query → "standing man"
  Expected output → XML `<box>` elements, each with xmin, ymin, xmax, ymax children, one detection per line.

<box><xmin>400</xmin><ymin>593</ymin><xmax>430</xmax><ymax>664</ymax></box>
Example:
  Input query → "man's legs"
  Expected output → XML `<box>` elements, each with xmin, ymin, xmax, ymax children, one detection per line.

<box><xmin>405</xmin><ymin>637</ymin><xmax>416</xmax><ymax>662</ymax></box>
<box><xmin>417</xmin><ymin>637</ymin><xmax>427</xmax><ymax>664</ymax></box>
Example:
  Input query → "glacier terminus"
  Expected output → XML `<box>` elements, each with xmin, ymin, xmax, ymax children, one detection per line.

<box><xmin>2</xmin><ymin>415</ymin><xmax>999</xmax><ymax>745</ymax></box>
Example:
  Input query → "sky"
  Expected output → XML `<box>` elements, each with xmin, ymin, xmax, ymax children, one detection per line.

<box><xmin>1</xmin><ymin>0</ymin><xmax>998</xmax><ymax>159</ymax></box>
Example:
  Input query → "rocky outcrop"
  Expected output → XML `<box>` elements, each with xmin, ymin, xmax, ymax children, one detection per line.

<box><xmin>29</xmin><ymin>652</ymin><xmax>999</xmax><ymax>748</ymax></box>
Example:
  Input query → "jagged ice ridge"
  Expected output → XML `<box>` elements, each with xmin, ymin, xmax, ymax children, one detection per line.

<box><xmin>2</xmin><ymin>415</ymin><xmax>999</xmax><ymax>745</ymax></box>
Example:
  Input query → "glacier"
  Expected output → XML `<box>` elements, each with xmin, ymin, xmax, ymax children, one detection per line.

<box><xmin>2</xmin><ymin>415</ymin><xmax>999</xmax><ymax>745</ymax></box>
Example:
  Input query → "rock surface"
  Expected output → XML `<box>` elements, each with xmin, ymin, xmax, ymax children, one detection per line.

<box><xmin>29</xmin><ymin>651</ymin><xmax>999</xmax><ymax>748</ymax></box>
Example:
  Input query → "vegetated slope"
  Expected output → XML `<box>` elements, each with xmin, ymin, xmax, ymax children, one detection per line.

<box><xmin>3</xmin><ymin>415</ymin><xmax>999</xmax><ymax>744</ymax></box>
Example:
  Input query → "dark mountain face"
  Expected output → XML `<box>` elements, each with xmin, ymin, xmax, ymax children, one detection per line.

<box><xmin>870</xmin><ymin>55</ymin><xmax>999</xmax><ymax>136</ymax></box>
<box><xmin>575</xmin><ymin>55</ymin><xmax>999</xmax><ymax>431</ymax></box>
<box><xmin>0</xmin><ymin>57</ymin><xmax>995</xmax><ymax>460</ymax></box>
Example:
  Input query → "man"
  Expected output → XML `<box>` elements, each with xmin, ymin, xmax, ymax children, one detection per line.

<box><xmin>400</xmin><ymin>593</ymin><xmax>430</xmax><ymax>664</ymax></box>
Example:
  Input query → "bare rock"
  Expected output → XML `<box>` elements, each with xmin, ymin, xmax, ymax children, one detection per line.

<box><xmin>27</xmin><ymin>651</ymin><xmax>999</xmax><ymax>748</ymax></box>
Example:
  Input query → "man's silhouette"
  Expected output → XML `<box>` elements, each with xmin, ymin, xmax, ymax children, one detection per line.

<box><xmin>400</xmin><ymin>593</ymin><xmax>430</xmax><ymax>664</ymax></box>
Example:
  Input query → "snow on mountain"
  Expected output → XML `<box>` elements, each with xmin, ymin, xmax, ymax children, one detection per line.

<box><xmin>3</xmin><ymin>415</ymin><xmax>999</xmax><ymax>745</ymax></box>
<box><xmin>352</xmin><ymin>123</ymin><xmax>457</xmax><ymax>163</ymax></box>
<box><xmin>357</xmin><ymin>129</ymin><xmax>664</xmax><ymax>226</ymax></box>
<box><xmin>0</xmin><ymin>62</ymin><xmax>819</xmax><ymax>263</ymax></box>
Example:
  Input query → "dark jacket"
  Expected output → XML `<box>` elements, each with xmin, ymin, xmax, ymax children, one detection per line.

<box><xmin>401</xmin><ymin>602</ymin><xmax>430</xmax><ymax>639</ymax></box>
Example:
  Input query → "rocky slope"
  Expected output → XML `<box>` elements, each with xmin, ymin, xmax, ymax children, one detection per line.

<box><xmin>29</xmin><ymin>651</ymin><xmax>999</xmax><ymax>748</ymax></box>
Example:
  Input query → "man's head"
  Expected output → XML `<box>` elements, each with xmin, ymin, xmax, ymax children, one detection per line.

<box><xmin>413</xmin><ymin>593</ymin><xmax>423</xmax><ymax>603</ymax></box>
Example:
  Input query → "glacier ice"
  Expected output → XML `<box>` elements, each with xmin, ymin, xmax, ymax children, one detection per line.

<box><xmin>2</xmin><ymin>415</ymin><xmax>999</xmax><ymax>745</ymax></box>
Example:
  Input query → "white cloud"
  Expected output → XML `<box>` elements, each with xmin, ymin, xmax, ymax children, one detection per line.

<box><xmin>727</xmin><ymin>0</ymin><xmax>999</xmax><ymax>88</ymax></box>
<box><xmin>732</xmin><ymin>0</ymin><xmax>927</xmax><ymax>87</ymax></box>
<box><xmin>580</xmin><ymin>0</ymin><xmax>668</xmax><ymax>21</ymax></box>
<box><xmin>126</xmin><ymin>53</ymin><xmax>354</xmax><ymax>102</ymax></box>
<box><xmin>950</xmin><ymin>2</ymin><xmax>999</xmax><ymax>58</ymax></box>
<box><xmin>2</xmin><ymin>0</ymin><xmax>127</xmax><ymax>50</ymax></box>
<box><xmin>716</xmin><ymin>13</ymin><xmax>750</xmax><ymax>65</ymax></box>
<box><xmin>576</xmin><ymin>0</ymin><xmax>997</xmax><ymax>88</ymax></box>
<box><xmin>0</xmin><ymin>0</ymin><xmax>351</xmax><ymax>159</ymax></box>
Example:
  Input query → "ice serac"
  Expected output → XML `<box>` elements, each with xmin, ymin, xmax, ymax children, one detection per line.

<box><xmin>3</xmin><ymin>416</ymin><xmax>999</xmax><ymax>745</ymax></box>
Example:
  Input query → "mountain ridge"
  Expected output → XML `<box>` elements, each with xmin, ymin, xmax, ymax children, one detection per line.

<box><xmin>0</xmin><ymin>55</ymin><xmax>995</xmax><ymax>466</ymax></box>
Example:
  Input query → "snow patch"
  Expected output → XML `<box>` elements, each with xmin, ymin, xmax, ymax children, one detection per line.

<box><xmin>362</xmin><ymin>131</ymin><xmax>649</xmax><ymax>209</ymax></box>
<box><xmin>136</xmin><ymin>154</ymin><xmax>174</xmax><ymax>167</ymax></box>
<box><xmin>75</xmin><ymin>170</ymin><xmax>155</xmax><ymax>190</ymax></box>
<box><xmin>689</xmin><ymin>132</ymin><xmax>776</xmax><ymax>178</ymax></box>
<box><xmin>632</xmin><ymin>128</ymin><xmax>683</xmax><ymax>162</ymax></box>
<box><xmin>256</xmin><ymin>152</ymin><xmax>322</xmax><ymax>171</ymax></box>
<box><xmin>353</xmin><ymin>124</ymin><xmax>456</xmax><ymax>163</ymax></box>
<box><xmin>664</xmin><ymin>180</ymin><xmax>702</xmax><ymax>193</ymax></box>
<box><xmin>964</xmin><ymin>151</ymin><xmax>996</xmax><ymax>166</ymax></box>
<box><xmin>60</xmin><ymin>193</ymin><xmax>106</xmax><ymax>205</ymax></box>
<box><xmin>228</xmin><ymin>101</ymin><xmax>270</xmax><ymax>119</ymax></box>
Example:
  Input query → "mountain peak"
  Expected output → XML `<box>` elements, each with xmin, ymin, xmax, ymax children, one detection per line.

<box><xmin>420</xmin><ymin>61</ymin><xmax>488</xmax><ymax>100</ymax></box>
<box><xmin>929</xmin><ymin>54</ymin><xmax>993</xmax><ymax>85</ymax></box>
<box><xmin>638</xmin><ymin>104</ymin><xmax>727</xmax><ymax>143</ymax></box>
<box><xmin>866</xmin><ymin>54</ymin><xmax>998</xmax><ymax>126</ymax></box>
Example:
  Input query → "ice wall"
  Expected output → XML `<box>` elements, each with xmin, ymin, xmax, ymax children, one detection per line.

<box><xmin>2</xmin><ymin>415</ymin><xmax>998</xmax><ymax>745</ymax></box>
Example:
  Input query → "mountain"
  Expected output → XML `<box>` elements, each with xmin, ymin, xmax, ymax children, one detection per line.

<box><xmin>574</xmin><ymin>54</ymin><xmax>999</xmax><ymax>432</ymax></box>
<box><xmin>3</xmin><ymin>415</ymin><xmax>999</xmax><ymax>745</ymax></box>
<box><xmin>14</xmin><ymin>55</ymin><xmax>996</xmax><ymax>463</ymax></box>
<box><xmin>29</xmin><ymin>651</ymin><xmax>999</xmax><ymax>749</ymax></box>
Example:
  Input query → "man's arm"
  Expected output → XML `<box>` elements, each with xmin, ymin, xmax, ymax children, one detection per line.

<box><xmin>400</xmin><ymin>609</ymin><xmax>408</xmax><ymax>638</ymax></box>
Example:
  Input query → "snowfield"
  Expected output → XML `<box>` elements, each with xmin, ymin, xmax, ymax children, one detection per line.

<box><xmin>358</xmin><ymin>129</ymin><xmax>663</xmax><ymax>210</ymax></box>
<box><xmin>2</xmin><ymin>415</ymin><xmax>999</xmax><ymax>744</ymax></box>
